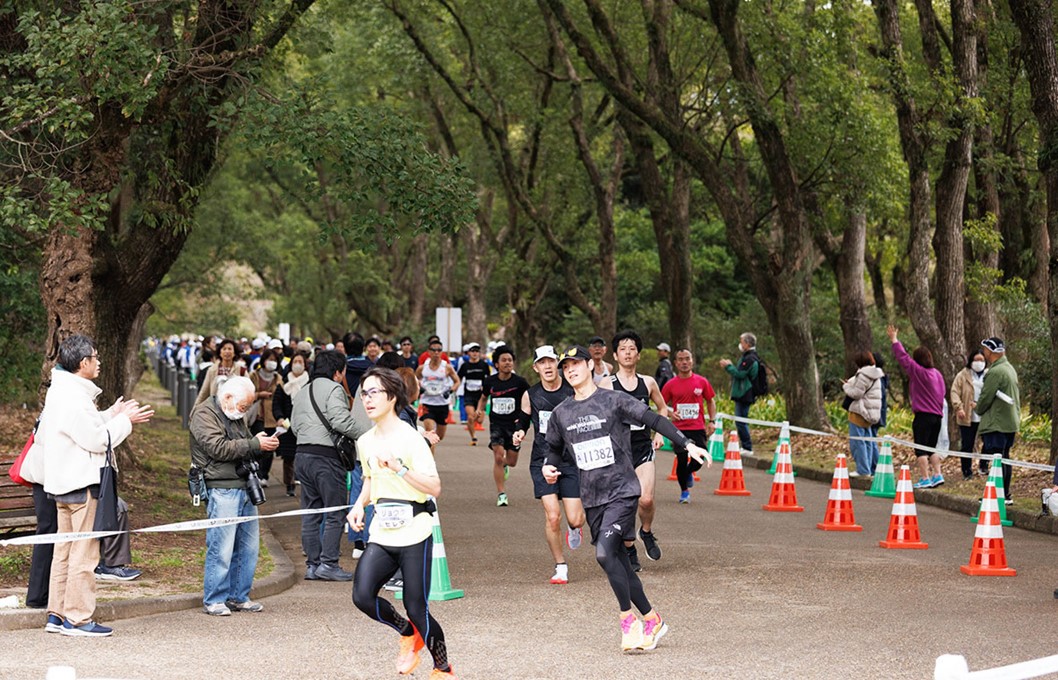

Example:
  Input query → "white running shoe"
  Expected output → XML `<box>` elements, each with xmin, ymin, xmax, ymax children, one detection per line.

<box><xmin>550</xmin><ymin>563</ymin><xmax>568</xmax><ymax>585</ymax></box>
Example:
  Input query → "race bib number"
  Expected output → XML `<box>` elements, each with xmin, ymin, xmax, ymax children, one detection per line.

<box><xmin>375</xmin><ymin>502</ymin><xmax>414</xmax><ymax>530</ymax></box>
<box><xmin>572</xmin><ymin>436</ymin><xmax>616</xmax><ymax>471</ymax></box>
<box><xmin>676</xmin><ymin>402</ymin><xmax>700</xmax><ymax>420</ymax></box>
<box><xmin>492</xmin><ymin>397</ymin><xmax>516</xmax><ymax>415</ymax></box>
<box><xmin>538</xmin><ymin>411</ymin><xmax>552</xmax><ymax>434</ymax></box>
<box><xmin>423</xmin><ymin>380</ymin><xmax>446</xmax><ymax>396</ymax></box>
<box><xmin>465</xmin><ymin>379</ymin><xmax>482</xmax><ymax>392</ymax></box>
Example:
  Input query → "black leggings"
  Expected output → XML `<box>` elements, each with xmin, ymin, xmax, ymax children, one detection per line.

<box><xmin>352</xmin><ymin>538</ymin><xmax>448</xmax><ymax>671</ymax></box>
<box><xmin>588</xmin><ymin>500</ymin><xmax>652</xmax><ymax>614</ymax></box>
<box><xmin>959</xmin><ymin>423</ymin><xmax>987</xmax><ymax>478</ymax></box>
<box><xmin>677</xmin><ymin>430</ymin><xmax>708</xmax><ymax>491</ymax></box>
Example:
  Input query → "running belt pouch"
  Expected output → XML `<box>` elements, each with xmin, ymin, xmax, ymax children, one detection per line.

<box><xmin>375</xmin><ymin>497</ymin><xmax>437</xmax><ymax>516</ymax></box>
<box><xmin>8</xmin><ymin>419</ymin><xmax>39</xmax><ymax>488</ymax></box>
<box><xmin>93</xmin><ymin>434</ymin><xmax>120</xmax><ymax>532</ymax></box>
<box><xmin>308</xmin><ymin>385</ymin><xmax>357</xmax><ymax>471</ymax></box>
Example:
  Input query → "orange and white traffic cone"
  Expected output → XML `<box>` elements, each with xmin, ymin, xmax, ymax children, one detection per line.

<box><xmin>667</xmin><ymin>455</ymin><xmax>701</xmax><ymax>482</ymax></box>
<box><xmin>879</xmin><ymin>465</ymin><xmax>928</xmax><ymax>549</ymax></box>
<box><xmin>816</xmin><ymin>454</ymin><xmax>862</xmax><ymax>531</ymax></box>
<box><xmin>762</xmin><ymin>441</ymin><xmax>803</xmax><ymax>512</ymax></box>
<box><xmin>714</xmin><ymin>431</ymin><xmax>751</xmax><ymax>497</ymax></box>
<box><xmin>960</xmin><ymin>479</ymin><xmax>1016</xmax><ymax>576</ymax></box>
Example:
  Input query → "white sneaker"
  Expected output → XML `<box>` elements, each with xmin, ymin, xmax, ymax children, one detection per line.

<box><xmin>352</xmin><ymin>548</ymin><xmax>364</xmax><ymax>559</ymax></box>
<box><xmin>259</xmin><ymin>479</ymin><xmax>269</xmax><ymax>487</ymax></box>
<box><xmin>550</xmin><ymin>563</ymin><xmax>568</xmax><ymax>584</ymax></box>
<box><xmin>848</xmin><ymin>471</ymin><xmax>861</xmax><ymax>478</ymax></box>
<box><xmin>566</xmin><ymin>527</ymin><xmax>582</xmax><ymax>550</ymax></box>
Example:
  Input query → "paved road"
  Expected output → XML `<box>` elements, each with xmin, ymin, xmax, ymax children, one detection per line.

<box><xmin>3</xmin><ymin>426</ymin><xmax>1057</xmax><ymax>679</ymax></box>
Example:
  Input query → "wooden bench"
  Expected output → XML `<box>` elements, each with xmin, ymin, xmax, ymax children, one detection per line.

<box><xmin>0</xmin><ymin>460</ymin><xmax>37</xmax><ymax>537</ymax></box>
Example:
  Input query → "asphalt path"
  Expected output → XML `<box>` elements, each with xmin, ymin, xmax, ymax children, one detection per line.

<box><xmin>3</xmin><ymin>425</ymin><xmax>1057</xmax><ymax>679</ymax></box>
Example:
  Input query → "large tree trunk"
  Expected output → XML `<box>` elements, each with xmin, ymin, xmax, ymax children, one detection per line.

<box><xmin>834</xmin><ymin>206</ymin><xmax>873</xmax><ymax>376</ymax></box>
<box><xmin>1007</xmin><ymin>0</ymin><xmax>1058</xmax><ymax>463</ymax></box>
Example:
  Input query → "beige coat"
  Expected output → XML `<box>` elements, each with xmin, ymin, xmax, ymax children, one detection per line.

<box><xmin>950</xmin><ymin>367</ymin><xmax>983</xmax><ymax>427</ymax></box>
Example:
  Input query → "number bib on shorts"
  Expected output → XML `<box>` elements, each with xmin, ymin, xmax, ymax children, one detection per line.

<box><xmin>676</xmin><ymin>402</ymin><xmax>700</xmax><ymax>420</ymax></box>
<box><xmin>492</xmin><ymin>397</ymin><xmax>516</xmax><ymax>415</ymax></box>
<box><xmin>572</xmin><ymin>436</ymin><xmax>616</xmax><ymax>470</ymax></box>
<box><xmin>538</xmin><ymin>411</ymin><xmax>552</xmax><ymax>434</ymax></box>
<box><xmin>375</xmin><ymin>502</ymin><xmax>414</xmax><ymax>530</ymax></box>
<box><xmin>465</xmin><ymin>379</ymin><xmax>482</xmax><ymax>392</ymax></box>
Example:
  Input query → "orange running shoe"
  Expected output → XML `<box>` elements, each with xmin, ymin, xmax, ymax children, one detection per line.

<box><xmin>429</xmin><ymin>667</ymin><xmax>458</xmax><ymax>679</ymax></box>
<box><xmin>396</xmin><ymin>631</ymin><xmax>425</xmax><ymax>675</ymax></box>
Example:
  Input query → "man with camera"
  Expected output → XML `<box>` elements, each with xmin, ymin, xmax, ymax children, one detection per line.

<box><xmin>190</xmin><ymin>375</ymin><xmax>279</xmax><ymax>616</ymax></box>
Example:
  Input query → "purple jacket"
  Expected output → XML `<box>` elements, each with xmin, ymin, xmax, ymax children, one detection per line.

<box><xmin>892</xmin><ymin>342</ymin><xmax>946</xmax><ymax>416</ymax></box>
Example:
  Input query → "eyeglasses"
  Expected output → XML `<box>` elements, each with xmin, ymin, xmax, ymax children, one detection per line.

<box><xmin>362</xmin><ymin>388</ymin><xmax>387</xmax><ymax>401</ymax></box>
<box><xmin>400</xmin><ymin>342</ymin><xmax>412</xmax><ymax>346</ymax></box>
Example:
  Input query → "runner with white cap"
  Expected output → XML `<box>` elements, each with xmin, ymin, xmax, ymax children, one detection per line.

<box><xmin>457</xmin><ymin>342</ymin><xmax>490</xmax><ymax>446</ymax></box>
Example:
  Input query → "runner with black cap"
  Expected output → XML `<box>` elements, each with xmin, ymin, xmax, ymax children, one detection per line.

<box><xmin>457</xmin><ymin>342</ymin><xmax>490</xmax><ymax>446</ymax></box>
<box><xmin>588</xmin><ymin>336</ymin><xmax>614</xmax><ymax>386</ymax></box>
<box><xmin>543</xmin><ymin>345</ymin><xmax>710</xmax><ymax>653</ymax></box>
<box><xmin>512</xmin><ymin>345</ymin><xmax>583</xmax><ymax>584</ymax></box>
<box><xmin>478</xmin><ymin>345</ymin><xmax>530</xmax><ymax>507</ymax></box>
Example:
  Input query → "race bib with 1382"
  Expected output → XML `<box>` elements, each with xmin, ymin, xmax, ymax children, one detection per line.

<box><xmin>572</xmin><ymin>436</ymin><xmax>616</xmax><ymax>471</ymax></box>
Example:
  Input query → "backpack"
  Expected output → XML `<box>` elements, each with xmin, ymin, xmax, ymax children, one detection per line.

<box><xmin>750</xmin><ymin>356</ymin><xmax>769</xmax><ymax>398</ymax></box>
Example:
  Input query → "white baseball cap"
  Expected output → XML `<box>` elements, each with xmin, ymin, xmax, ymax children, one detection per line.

<box><xmin>533</xmin><ymin>345</ymin><xmax>559</xmax><ymax>363</ymax></box>
<box><xmin>657</xmin><ymin>342</ymin><xmax>671</xmax><ymax>352</ymax></box>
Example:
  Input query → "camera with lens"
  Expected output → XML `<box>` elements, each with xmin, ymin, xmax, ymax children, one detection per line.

<box><xmin>235</xmin><ymin>457</ymin><xmax>267</xmax><ymax>506</ymax></box>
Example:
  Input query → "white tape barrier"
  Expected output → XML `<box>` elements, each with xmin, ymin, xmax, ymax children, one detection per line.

<box><xmin>935</xmin><ymin>653</ymin><xmax>1058</xmax><ymax>680</ymax></box>
<box><xmin>46</xmin><ymin>666</ymin><xmax>134</xmax><ymax>680</ymax></box>
<box><xmin>0</xmin><ymin>503</ymin><xmax>353</xmax><ymax>548</ymax></box>
<box><xmin>718</xmin><ymin>412</ymin><xmax>1056</xmax><ymax>474</ymax></box>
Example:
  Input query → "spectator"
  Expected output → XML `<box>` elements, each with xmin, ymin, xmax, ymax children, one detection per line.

<box><xmin>719</xmin><ymin>332</ymin><xmax>761</xmax><ymax>454</ymax></box>
<box><xmin>842</xmin><ymin>352</ymin><xmax>885</xmax><ymax>477</ymax></box>
<box><xmin>365</xmin><ymin>337</ymin><xmax>382</xmax><ymax>364</ymax></box>
<box><xmin>273</xmin><ymin>353</ymin><xmax>308</xmax><ymax>496</ymax></box>
<box><xmin>976</xmin><ymin>337</ymin><xmax>1020</xmax><ymax>503</ymax></box>
<box><xmin>654</xmin><ymin>343</ymin><xmax>674</xmax><ymax>390</ymax></box>
<box><xmin>249</xmin><ymin>348</ymin><xmax>282</xmax><ymax>485</ymax></box>
<box><xmin>190</xmin><ymin>376</ymin><xmax>277</xmax><ymax>616</ymax></box>
<box><xmin>951</xmin><ymin>350</ymin><xmax>989</xmax><ymax>480</ymax></box>
<box><xmin>38</xmin><ymin>334</ymin><xmax>153</xmax><ymax>636</ymax></box>
<box><xmin>195</xmin><ymin>338</ymin><xmax>246</xmax><ymax>406</ymax></box>
<box><xmin>344</xmin><ymin>333</ymin><xmax>372</xmax><ymax>394</ymax></box>
<box><xmin>888</xmin><ymin>326</ymin><xmax>947</xmax><ymax>488</ymax></box>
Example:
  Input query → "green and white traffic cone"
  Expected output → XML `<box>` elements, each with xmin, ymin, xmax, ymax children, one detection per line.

<box><xmin>396</xmin><ymin>501</ymin><xmax>464</xmax><ymax>601</ymax></box>
<box><xmin>865</xmin><ymin>437</ymin><xmax>897</xmax><ymax>499</ymax></box>
<box><xmin>972</xmin><ymin>454</ymin><xmax>1013</xmax><ymax>527</ymax></box>
<box><xmin>768</xmin><ymin>421</ymin><xmax>791</xmax><ymax>475</ymax></box>
<box><xmin>708</xmin><ymin>416</ymin><xmax>726</xmax><ymax>463</ymax></box>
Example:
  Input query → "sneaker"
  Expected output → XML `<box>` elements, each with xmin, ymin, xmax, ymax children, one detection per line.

<box><xmin>639</xmin><ymin>614</ymin><xmax>669</xmax><ymax>651</ymax></box>
<box><xmin>203</xmin><ymin>603</ymin><xmax>231</xmax><ymax>616</ymax></box>
<box><xmin>550</xmin><ymin>563</ymin><xmax>569</xmax><ymax>585</ymax></box>
<box><xmin>94</xmin><ymin>565</ymin><xmax>141</xmax><ymax>581</ymax></box>
<box><xmin>286</xmin><ymin>485</ymin><xmax>296</xmax><ymax>497</ymax></box>
<box><xmin>259</xmin><ymin>478</ymin><xmax>269</xmax><ymax>487</ymax></box>
<box><xmin>314</xmin><ymin>563</ymin><xmax>354</xmax><ymax>581</ymax></box>
<box><xmin>504</xmin><ymin>464</ymin><xmax>510</xmax><ymax>480</ymax></box>
<box><xmin>496</xmin><ymin>492</ymin><xmax>509</xmax><ymax>507</ymax></box>
<box><xmin>428</xmin><ymin>668</ymin><xmax>458</xmax><ymax>679</ymax></box>
<box><xmin>626</xmin><ymin>544</ymin><xmax>642</xmax><ymax>573</ymax></box>
<box><xmin>384</xmin><ymin>577</ymin><xmax>404</xmax><ymax>592</ymax></box>
<box><xmin>620</xmin><ymin>614</ymin><xmax>643</xmax><ymax>652</ymax></box>
<box><xmin>566</xmin><ymin>526</ymin><xmax>582</xmax><ymax>550</ymax></box>
<box><xmin>352</xmin><ymin>539</ymin><xmax>366</xmax><ymax>559</ymax></box>
<box><xmin>979</xmin><ymin>468</ymin><xmax>990</xmax><ymax>477</ymax></box>
<box><xmin>305</xmin><ymin>564</ymin><xmax>318</xmax><ymax>580</ymax></box>
<box><xmin>639</xmin><ymin>528</ymin><xmax>662</xmax><ymax>561</ymax></box>
<box><xmin>396</xmin><ymin>630</ymin><xmax>425</xmax><ymax>675</ymax></box>
<box><xmin>1006</xmin><ymin>499</ymin><xmax>1014</xmax><ymax>506</ymax></box>
<box><xmin>45</xmin><ymin>613</ymin><xmax>64</xmax><ymax>633</ymax></box>
<box><xmin>931</xmin><ymin>474</ymin><xmax>945</xmax><ymax>487</ymax></box>
<box><xmin>470</xmin><ymin>438</ymin><xmax>477</xmax><ymax>447</ymax></box>
<box><xmin>848</xmin><ymin>471</ymin><xmax>861</xmax><ymax>478</ymax></box>
<box><xmin>679</xmin><ymin>491</ymin><xmax>690</xmax><ymax>504</ymax></box>
<box><xmin>225</xmin><ymin>599</ymin><xmax>264</xmax><ymax>613</ymax></box>
<box><xmin>60</xmin><ymin>619</ymin><xmax>113</xmax><ymax>637</ymax></box>
<box><xmin>913</xmin><ymin>479</ymin><xmax>934</xmax><ymax>490</ymax></box>
<box><xmin>352</xmin><ymin>547</ymin><xmax>365</xmax><ymax>559</ymax></box>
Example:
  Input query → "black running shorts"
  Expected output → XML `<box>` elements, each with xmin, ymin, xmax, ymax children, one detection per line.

<box><xmin>420</xmin><ymin>404</ymin><xmax>449</xmax><ymax>424</ymax></box>
<box><xmin>530</xmin><ymin>465</ymin><xmax>580</xmax><ymax>499</ymax></box>
<box><xmin>489</xmin><ymin>424</ymin><xmax>520</xmax><ymax>451</ymax></box>
<box><xmin>585</xmin><ymin>495</ymin><xmax>639</xmax><ymax>546</ymax></box>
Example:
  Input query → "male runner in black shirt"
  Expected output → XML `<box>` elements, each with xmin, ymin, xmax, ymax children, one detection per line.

<box><xmin>457</xmin><ymin>343</ymin><xmax>489</xmax><ymax>446</ymax></box>
<box><xmin>478</xmin><ymin>345</ymin><xmax>530</xmax><ymax>507</ymax></box>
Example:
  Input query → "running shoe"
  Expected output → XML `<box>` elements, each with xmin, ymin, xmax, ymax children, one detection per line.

<box><xmin>566</xmin><ymin>526</ymin><xmax>582</xmax><ymax>550</ymax></box>
<box><xmin>678</xmin><ymin>491</ymin><xmax>690</xmax><ymax>504</ymax></box>
<box><xmin>931</xmin><ymin>474</ymin><xmax>945</xmax><ymax>487</ymax></box>
<box><xmin>225</xmin><ymin>599</ymin><xmax>264</xmax><ymax>613</ymax></box>
<box><xmin>384</xmin><ymin>577</ymin><xmax>404</xmax><ymax>592</ymax></box>
<box><xmin>639</xmin><ymin>528</ymin><xmax>662</xmax><ymax>561</ymax></box>
<box><xmin>470</xmin><ymin>438</ymin><xmax>477</xmax><ymax>446</ymax></box>
<box><xmin>550</xmin><ymin>563</ymin><xmax>569</xmax><ymax>585</ymax></box>
<box><xmin>1005</xmin><ymin>498</ymin><xmax>1014</xmax><ymax>506</ymax></box>
<box><xmin>203</xmin><ymin>603</ymin><xmax>232</xmax><ymax>616</ymax></box>
<box><xmin>396</xmin><ymin>630</ymin><xmax>425</xmax><ymax>675</ymax></box>
<box><xmin>429</xmin><ymin>667</ymin><xmax>459</xmax><ymax>679</ymax></box>
<box><xmin>913</xmin><ymin>478</ymin><xmax>934</xmax><ymax>489</ymax></box>
<box><xmin>504</xmin><ymin>464</ymin><xmax>510</xmax><ymax>480</ymax></box>
<box><xmin>620</xmin><ymin>614</ymin><xmax>643</xmax><ymax>652</ymax></box>
<box><xmin>848</xmin><ymin>471</ymin><xmax>861</xmax><ymax>478</ymax></box>
<box><xmin>626</xmin><ymin>544</ymin><xmax>642</xmax><ymax>573</ymax></box>
<box><xmin>639</xmin><ymin>614</ymin><xmax>669</xmax><ymax>651</ymax></box>
<box><xmin>497</xmin><ymin>492</ymin><xmax>509</xmax><ymax>507</ymax></box>
<box><xmin>60</xmin><ymin>620</ymin><xmax>113</xmax><ymax>637</ymax></box>
<box><xmin>94</xmin><ymin>565</ymin><xmax>141</xmax><ymax>581</ymax></box>
<box><xmin>45</xmin><ymin>613</ymin><xmax>64</xmax><ymax>633</ymax></box>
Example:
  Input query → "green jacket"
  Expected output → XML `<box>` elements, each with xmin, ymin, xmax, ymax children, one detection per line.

<box><xmin>189</xmin><ymin>397</ymin><xmax>261</xmax><ymax>489</ymax></box>
<box><xmin>975</xmin><ymin>356</ymin><xmax>1020</xmax><ymax>435</ymax></box>
<box><xmin>725</xmin><ymin>351</ymin><xmax>759</xmax><ymax>403</ymax></box>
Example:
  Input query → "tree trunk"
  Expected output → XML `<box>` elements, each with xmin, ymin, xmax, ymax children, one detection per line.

<box><xmin>834</xmin><ymin>207</ymin><xmax>874</xmax><ymax>376</ymax></box>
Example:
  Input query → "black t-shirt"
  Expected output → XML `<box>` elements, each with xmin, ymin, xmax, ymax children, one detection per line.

<box><xmin>609</xmin><ymin>374</ymin><xmax>652</xmax><ymax>451</ymax></box>
<box><xmin>528</xmin><ymin>381</ymin><xmax>574</xmax><ymax>466</ymax></box>
<box><xmin>482</xmin><ymin>373</ymin><xmax>530</xmax><ymax>429</ymax></box>
<box><xmin>458</xmin><ymin>360</ymin><xmax>490</xmax><ymax>395</ymax></box>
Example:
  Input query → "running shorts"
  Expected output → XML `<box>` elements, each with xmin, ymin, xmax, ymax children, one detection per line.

<box><xmin>489</xmin><ymin>424</ymin><xmax>521</xmax><ymax>451</ymax></box>
<box><xmin>530</xmin><ymin>465</ymin><xmax>580</xmax><ymax>500</ymax></box>
<box><xmin>420</xmin><ymin>404</ymin><xmax>450</xmax><ymax>424</ymax></box>
<box><xmin>585</xmin><ymin>495</ymin><xmax>639</xmax><ymax>546</ymax></box>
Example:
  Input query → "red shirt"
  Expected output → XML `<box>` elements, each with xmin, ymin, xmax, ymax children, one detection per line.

<box><xmin>661</xmin><ymin>373</ymin><xmax>715</xmax><ymax>431</ymax></box>
<box><xmin>418</xmin><ymin>350</ymin><xmax>450</xmax><ymax>366</ymax></box>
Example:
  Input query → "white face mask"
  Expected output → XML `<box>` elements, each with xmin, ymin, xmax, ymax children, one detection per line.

<box><xmin>222</xmin><ymin>407</ymin><xmax>247</xmax><ymax>421</ymax></box>
<box><xmin>264</xmin><ymin>360</ymin><xmax>278</xmax><ymax>372</ymax></box>
<box><xmin>291</xmin><ymin>363</ymin><xmax>305</xmax><ymax>376</ymax></box>
<box><xmin>971</xmin><ymin>361</ymin><xmax>986</xmax><ymax>373</ymax></box>
<box><xmin>737</xmin><ymin>343</ymin><xmax>743</xmax><ymax>353</ymax></box>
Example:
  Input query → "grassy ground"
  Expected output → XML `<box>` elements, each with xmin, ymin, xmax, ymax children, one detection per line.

<box><xmin>0</xmin><ymin>369</ymin><xmax>272</xmax><ymax>602</ymax></box>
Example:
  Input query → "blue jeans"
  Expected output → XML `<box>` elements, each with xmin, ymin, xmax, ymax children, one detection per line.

<box><xmin>848</xmin><ymin>422</ymin><xmax>878</xmax><ymax>475</ymax></box>
<box><xmin>734</xmin><ymin>401</ymin><xmax>753</xmax><ymax>452</ymax></box>
<box><xmin>203</xmin><ymin>487</ymin><xmax>259</xmax><ymax>606</ymax></box>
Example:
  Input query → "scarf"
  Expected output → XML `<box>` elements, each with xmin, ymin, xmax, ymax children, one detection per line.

<box><xmin>283</xmin><ymin>370</ymin><xmax>309</xmax><ymax>396</ymax></box>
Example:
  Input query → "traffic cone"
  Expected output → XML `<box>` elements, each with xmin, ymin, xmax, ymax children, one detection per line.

<box><xmin>865</xmin><ymin>437</ymin><xmax>896</xmax><ymax>499</ymax></box>
<box><xmin>396</xmin><ymin>501</ymin><xmax>465</xmax><ymax>600</ymax></box>
<box><xmin>767</xmin><ymin>421</ymin><xmax>791</xmax><ymax>475</ymax></box>
<box><xmin>714</xmin><ymin>431</ymin><xmax>751</xmax><ymax>496</ymax></box>
<box><xmin>879</xmin><ymin>465</ymin><xmax>928</xmax><ymax>549</ymax></box>
<box><xmin>708</xmin><ymin>417</ymin><xmax>725</xmax><ymax>462</ymax></box>
<box><xmin>816</xmin><ymin>454</ymin><xmax>862</xmax><ymax>531</ymax></box>
<box><xmin>960</xmin><ymin>480</ymin><xmax>1016</xmax><ymax>576</ymax></box>
<box><xmin>660</xmin><ymin>436</ymin><xmax>674</xmax><ymax>452</ymax></box>
<box><xmin>762</xmin><ymin>441</ymin><xmax>803</xmax><ymax>512</ymax></box>
<box><xmin>972</xmin><ymin>454</ymin><xmax>1012</xmax><ymax>527</ymax></box>
<box><xmin>475</xmin><ymin>421</ymin><xmax>485</xmax><ymax>431</ymax></box>
<box><xmin>667</xmin><ymin>454</ymin><xmax>701</xmax><ymax>482</ymax></box>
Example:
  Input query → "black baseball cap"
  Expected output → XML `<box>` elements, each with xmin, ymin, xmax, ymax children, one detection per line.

<box><xmin>558</xmin><ymin>345</ymin><xmax>591</xmax><ymax>367</ymax></box>
<box><xmin>588</xmin><ymin>336</ymin><xmax>605</xmax><ymax>346</ymax></box>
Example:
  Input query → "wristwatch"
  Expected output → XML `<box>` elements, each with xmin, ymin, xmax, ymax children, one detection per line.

<box><xmin>396</xmin><ymin>466</ymin><xmax>409</xmax><ymax>478</ymax></box>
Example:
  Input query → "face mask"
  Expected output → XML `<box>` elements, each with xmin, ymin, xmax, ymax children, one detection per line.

<box><xmin>222</xmin><ymin>406</ymin><xmax>247</xmax><ymax>421</ymax></box>
<box><xmin>971</xmin><ymin>361</ymin><xmax>985</xmax><ymax>373</ymax></box>
<box><xmin>291</xmin><ymin>363</ymin><xmax>305</xmax><ymax>376</ymax></box>
<box><xmin>264</xmin><ymin>360</ymin><xmax>277</xmax><ymax>371</ymax></box>
<box><xmin>737</xmin><ymin>343</ymin><xmax>743</xmax><ymax>353</ymax></box>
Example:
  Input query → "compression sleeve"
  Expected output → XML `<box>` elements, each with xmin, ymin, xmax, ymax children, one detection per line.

<box><xmin>517</xmin><ymin>409</ymin><xmax>531</xmax><ymax>432</ymax></box>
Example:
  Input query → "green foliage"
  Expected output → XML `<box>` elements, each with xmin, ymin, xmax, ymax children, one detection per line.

<box><xmin>996</xmin><ymin>288</ymin><xmax>1052</xmax><ymax>414</ymax></box>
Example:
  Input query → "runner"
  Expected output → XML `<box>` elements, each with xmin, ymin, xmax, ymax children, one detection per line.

<box><xmin>348</xmin><ymin>367</ymin><xmax>458</xmax><ymax>678</ymax></box>
<box><xmin>511</xmin><ymin>345</ymin><xmax>583</xmax><ymax>584</ymax></box>
<box><xmin>418</xmin><ymin>335</ymin><xmax>449</xmax><ymax>366</ymax></box>
<box><xmin>660</xmin><ymin>348</ymin><xmax>717</xmax><ymax>504</ymax></box>
<box><xmin>588</xmin><ymin>336</ymin><xmax>614</xmax><ymax>385</ymax></box>
<box><xmin>415</xmin><ymin>340</ymin><xmax>460</xmax><ymax>442</ymax></box>
<box><xmin>543</xmin><ymin>345</ymin><xmax>710</xmax><ymax>652</ymax></box>
<box><xmin>609</xmin><ymin>330</ymin><xmax>668</xmax><ymax>572</ymax></box>
<box><xmin>457</xmin><ymin>343</ymin><xmax>490</xmax><ymax>446</ymax></box>
<box><xmin>477</xmin><ymin>345</ymin><xmax>530</xmax><ymax>507</ymax></box>
<box><xmin>398</xmin><ymin>336</ymin><xmax>418</xmax><ymax>369</ymax></box>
